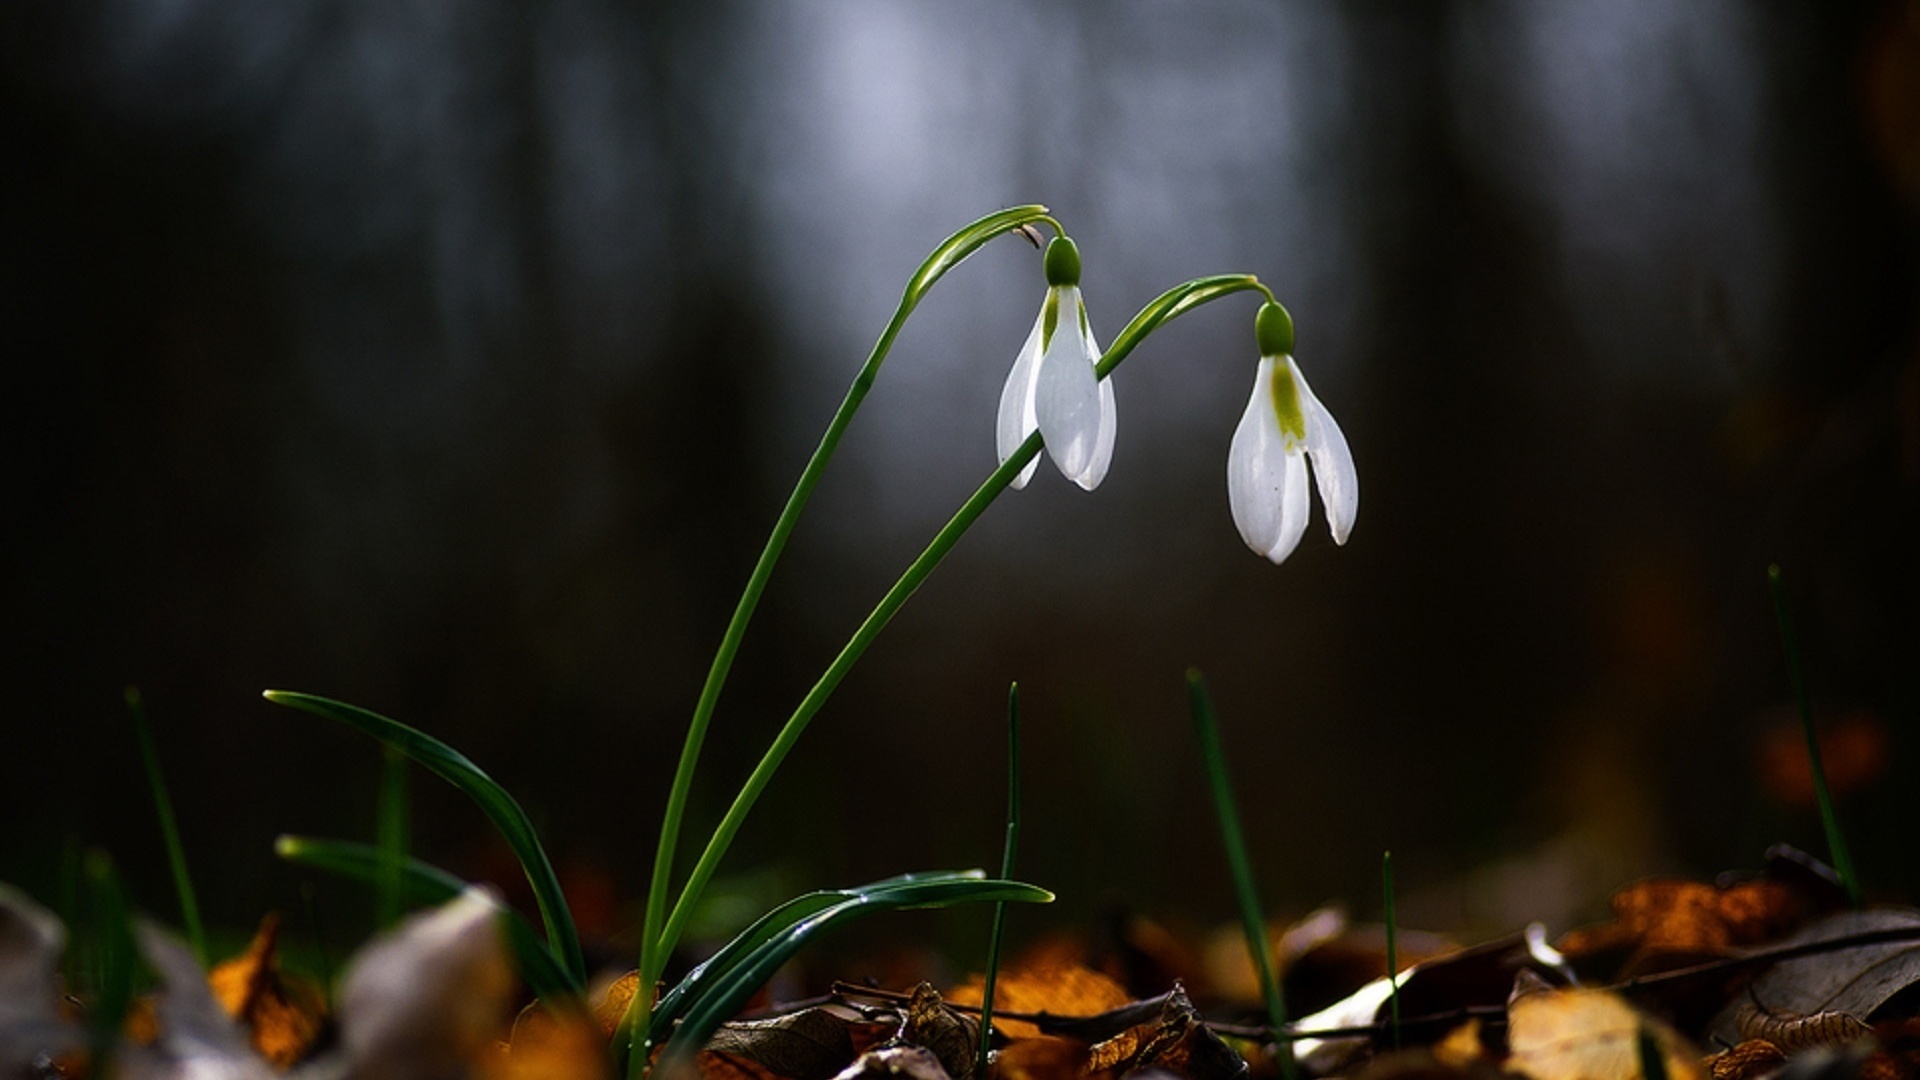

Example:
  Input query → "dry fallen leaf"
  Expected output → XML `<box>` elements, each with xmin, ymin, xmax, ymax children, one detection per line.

<box><xmin>831</xmin><ymin>1044</ymin><xmax>952</xmax><ymax>1080</ymax></box>
<box><xmin>702</xmin><ymin>1005</ymin><xmax>866</xmax><ymax>1080</ymax></box>
<box><xmin>596</xmin><ymin>971</ymin><xmax>646</xmax><ymax>1040</ymax></box>
<box><xmin>1704</xmin><ymin>1039</ymin><xmax>1786</xmax><ymax>1080</ymax></box>
<box><xmin>1506</xmin><ymin>989</ymin><xmax>1705</xmax><ymax>1080</ymax></box>
<box><xmin>495</xmin><ymin>1002</ymin><xmax>616</xmax><ymax>1080</ymax></box>
<box><xmin>899</xmin><ymin>983</ymin><xmax>979</xmax><ymax>1080</ymax></box>
<box><xmin>947</xmin><ymin>959</ymin><xmax>1130</xmax><ymax>1041</ymax></box>
<box><xmin>334</xmin><ymin>887</ymin><xmax>519</xmax><ymax>1080</ymax></box>
<box><xmin>208</xmin><ymin>913</ymin><xmax>327</xmax><ymax>1068</ymax></box>
<box><xmin>0</xmin><ymin>885</ymin><xmax>77</xmax><ymax>1072</ymax></box>
<box><xmin>1558</xmin><ymin>879</ymin><xmax>1806</xmax><ymax>978</ymax></box>
<box><xmin>1706</xmin><ymin>908</ymin><xmax>1920</xmax><ymax>1050</ymax></box>
<box><xmin>1082</xmin><ymin>988</ymin><xmax>1246</xmax><ymax>1080</ymax></box>
<box><xmin>988</xmin><ymin>1036</ymin><xmax>1091</xmax><ymax>1080</ymax></box>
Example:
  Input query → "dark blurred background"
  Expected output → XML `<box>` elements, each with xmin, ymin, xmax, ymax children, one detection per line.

<box><xmin>5</xmin><ymin>0</ymin><xmax>1918</xmax><ymax>974</ymax></box>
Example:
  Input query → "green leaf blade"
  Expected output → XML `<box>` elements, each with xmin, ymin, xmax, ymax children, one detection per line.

<box><xmin>661</xmin><ymin>875</ymin><xmax>1051</xmax><ymax>1067</ymax></box>
<box><xmin>275</xmin><ymin>835</ymin><xmax>580</xmax><ymax>1002</ymax></box>
<box><xmin>262</xmin><ymin>690</ymin><xmax>585</xmax><ymax>984</ymax></box>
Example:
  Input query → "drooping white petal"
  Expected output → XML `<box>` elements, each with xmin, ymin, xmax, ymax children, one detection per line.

<box><xmin>1082</xmin><ymin>368</ymin><xmax>1117</xmax><ymax>491</ymax></box>
<box><xmin>996</xmin><ymin>305</ymin><xmax>1046</xmax><ymax>490</ymax></box>
<box><xmin>1290</xmin><ymin>356</ymin><xmax>1358</xmax><ymax>545</ymax></box>
<box><xmin>1228</xmin><ymin>355</ymin><xmax>1311</xmax><ymax>563</ymax></box>
<box><xmin>1268</xmin><ymin>440</ymin><xmax>1311</xmax><ymax>563</ymax></box>
<box><xmin>1034</xmin><ymin>286</ymin><xmax>1108</xmax><ymax>489</ymax></box>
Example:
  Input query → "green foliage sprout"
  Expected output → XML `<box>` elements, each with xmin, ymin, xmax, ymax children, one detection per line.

<box><xmin>1188</xmin><ymin>670</ymin><xmax>1296</xmax><ymax>1080</ymax></box>
<box><xmin>1767</xmin><ymin>563</ymin><xmax>1862</xmax><ymax>907</ymax></box>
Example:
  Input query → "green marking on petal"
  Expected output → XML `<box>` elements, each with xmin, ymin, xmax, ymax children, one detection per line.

<box><xmin>1078</xmin><ymin>299</ymin><xmax>1090</xmax><ymax>342</ymax></box>
<box><xmin>1042</xmin><ymin>289</ymin><xmax>1060</xmax><ymax>351</ymax></box>
<box><xmin>1269</xmin><ymin>358</ymin><xmax>1307</xmax><ymax>442</ymax></box>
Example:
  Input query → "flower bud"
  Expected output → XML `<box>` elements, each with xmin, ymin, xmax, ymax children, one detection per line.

<box><xmin>1043</xmin><ymin>236</ymin><xmax>1081</xmax><ymax>288</ymax></box>
<box><xmin>1255</xmin><ymin>301</ymin><xmax>1295</xmax><ymax>357</ymax></box>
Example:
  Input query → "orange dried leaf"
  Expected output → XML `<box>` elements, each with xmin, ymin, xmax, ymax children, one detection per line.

<box><xmin>207</xmin><ymin>913</ymin><xmax>327</xmax><ymax>1068</ymax></box>
<box><xmin>948</xmin><ymin>961</ymin><xmax>1130</xmax><ymax>1040</ymax></box>
<box><xmin>493</xmin><ymin>1001</ymin><xmax>615</xmax><ymax>1080</ymax></box>
<box><xmin>1557</xmin><ymin>880</ymin><xmax>1803</xmax><ymax>977</ymax></box>
<box><xmin>1432</xmin><ymin>1020</ymin><xmax>1491</xmax><ymax>1069</ymax></box>
<box><xmin>1705</xmin><ymin>1040</ymin><xmax>1785</xmax><ymax>1080</ymax></box>
<box><xmin>1506</xmin><ymin>989</ymin><xmax>1705</xmax><ymax>1080</ymax></box>
<box><xmin>990</xmin><ymin>1036</ymin><xmax>1092</xmax><ymax>1080</ymax></box>
<box><xmin>595</xmin><ymin>971</ymin><xmax>644</xmax><ymax>1039</ymax></box>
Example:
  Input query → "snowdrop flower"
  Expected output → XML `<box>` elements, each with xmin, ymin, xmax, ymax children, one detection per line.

<box><xmin>1227</xmin><ymin>302</ymin><xmax>1357</xmax><ymax>564</ymax></box>
<box><xmin>997</xmin><ymin>235</ymin><xmax>1115</xmax><ymax>491</ymax></box>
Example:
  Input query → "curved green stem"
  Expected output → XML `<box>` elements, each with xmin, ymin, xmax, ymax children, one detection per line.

<box><xmin>652</xmin><ymin>272</ymin><xmax>1268</xmax><ymax>970</ymax></box>
<box><xmin>637</xmin><ymin>204</ymin><xmax>1054</xmax><ymax>1051</ymax></box>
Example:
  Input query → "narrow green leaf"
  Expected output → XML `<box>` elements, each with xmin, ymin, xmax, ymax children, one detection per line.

<box><xmin>1767</xmin><ymin>564</ymin><xmax>1862</xmax><ymax>908</ymax></box>
<box><xmin>376</xmin><ymin>745</ymin><xmax>411</xmax><ymax>928</ymax></box>
<box><xmin>125</xmin><ymin>687</ymin><xmax>206</xmax><ymax>966</ymax></box>
<box><xmin>274</xmin><ymin>835</ymin><xmax>579</xmax><ymax>1002</ymax></box>
<box><xmin>84</xmin><ymin>850</ymin><xmax>138</xmax><ymax>1074</ymax></box>
<box><xmin>262</xmin><ymin>691</ymin><xmax>584</xmax><ymax>984</ymax></box>
<box><xmin>978</xmin><ymin>683</ymin><xmax>1022</xmax><ymax>1076</ymax></box>
<box><xmin>646</xmin><ymin>869</ymin><xmax>986</xmax><ymax>1041</ymax></box>
<box><xmin>660</xmin><ymin>876</ymin><xmax>1052</xmax><ymax>1069</ymax></box>
<box><xmin>1189</xmin><ymin>670</ymin><xmax>1294</xmax><ymax>1080</ymax></box>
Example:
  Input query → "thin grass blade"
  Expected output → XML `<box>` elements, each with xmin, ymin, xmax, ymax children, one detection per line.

<box><xmin>83</xmin><ymin>850</ymin><xmax>138</xmax><ymax>1074</ymax></box>
<box><xmin>1188</xmin><ymin>670</ymin><xmax>1294</xmax><ymax>1080</ymax></box>
<box><xmin>261</xmin><ymin>690</ymin><xmax>584</xmax><ymax>983</ymax></box>
<box><xmin>978</xmin><ymin>683</ymin><xmax>1022</xmax><ymax>1076</ymax></box>
<box><xmin>1767</xmin><ymin>564</ymin><xmax>1861</xmax><ymax>907</ymax></box>
<box><xmin>275</xmin><ymin>834</ymin><xmax>579</xmax><ymax>1001</ymax></box>
<box><xmin>376</xmin><ymin>745</ymin><xmax>410</xmax><ymax>928</ymax></box>
<box><xmin>125</xmin><ymin>687</ymin><xmax>206</xmax><ymax>966</ymax></box>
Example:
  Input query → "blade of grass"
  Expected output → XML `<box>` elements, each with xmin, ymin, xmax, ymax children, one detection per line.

<box><xmin>657</xmin><ymin>876</ymin><xmax>1053</xmax><ymax>1073</ymax></box>
<box><xmin>1637</xmin><ymin>1026</ymin><xmax>1669</xmax><ymax>1080</ymax></box>
<box><xmin>261</xmin><ymin>690</ymin><xmax>584</xmax><ymax>983</ymax></box>
<box><xmin>83</xmin><ymin>850</ymin><xmax>138</xmax><ymax>1074</ymax></box>
<box><xmin>125</xmin><ymin>687</ymin><xmax>206</xmax><ymax>967</ymax></box>
<box><xmin>1188</xmin><ymin>670</ymin><xmax>1295</xmax><ymax>1080</ymax></box>
<box><xmin>1383</xmin><ymin>850</ymin><xmax>1400</xmax><ymax>1050</ymax></box>
<box><xmin>1767</xmin><ymin>564</ymin><xmax>1861</xmax><ymax>908</ymax></box>
<box><xmin>295</xmin><ymin>879</ymin><xmax>338</xmax><ymax>993</ymax></box>
<box><xmin>376</xmin><ymin>745</ymin><xmax>410</xmax><ymax>928</ymax></box>
<box><xmin>977</xmin><ymin>683</ymin><xmax>1022</xmax><ymax>1077</ymax></box>
<box><xmin>275</xmin><ymin>834</ymin><xmax>579</xmax><ymax>1002</ymax></box>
